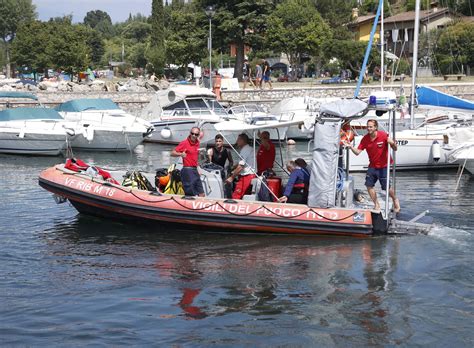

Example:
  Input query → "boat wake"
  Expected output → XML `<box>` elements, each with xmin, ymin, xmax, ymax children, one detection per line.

<box><xmin>428</xmin><ymin>224</ymin><xmax>472</xmax><ymax>247</ymax></box>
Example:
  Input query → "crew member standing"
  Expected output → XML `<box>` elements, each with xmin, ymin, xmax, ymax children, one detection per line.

<box><xmin>256</xmin><ymin>131</ymin><xmax>275</xmax><ymax>175</ymax></box>
<box><xmin>346</xmin><ymin>119</ymin><xmax>400</xmax><ymax>212</ymax></box>
<box><xmin>171</xmin><ymin>127</ymin><xmax>205</xmax><ymax>197</ymax></box>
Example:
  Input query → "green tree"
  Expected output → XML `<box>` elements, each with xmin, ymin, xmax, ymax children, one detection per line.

<box><xmin>147</xmin><ymin>0</ymin><xmax>166</xmax><ymax>75</ymax></box>
<box><xmin>11</xmin><ymin>21</ymin><xmax>51</xmax><ymax>77</ymax></box>
<box><xmin>84</xmin><ymin>10</ymin><xmax>112</xmax><ymax>28</ymax></box>
<box><xmin>0</xmin><ymin>0</ymin><xmax>36</xmax><ymax>77</ymax></box>
<box><xmin>266</xmin><ymin>0</ymin><xmax>331</xmax><ymax>78</ymax></box>
<box><xmin>127</xmin><ymin>42</ymin><xmax>148</xmax><ymax>68</ymax></box>
<box><xmin>323</xmin><ymin>39</ymin><xmax>380</xmax><ymax>75</ymax></box>
<box><xmin>83</xmin><ymin>10</ymin><xmax>114</xmax><ymax>38</ymax></box>
<box><xmin>86</xmin><ymin>29</ymin><xmax>105</xmax><ymax>66</ymax></box>
<box><xmin>196</xmin><ymin>0</ymin><xmax>277</xmax><ymax>80</ymax></box>
<box><xmin>12</xmin><ymin>19</ymin><xmax>92</xmax><ymax>78</ymax></box>
<box><xmin>165</xmin><ymin>2</ymin><xmax>207</xmax><ymax>69</ymax></box>
<box><xmin>434</xmin><ymin>21</ymin><xmax>474</xmax><ymax>74</ymax></box>
<box><xmin>122</xmin><ymin>21</ymin><xmax>152</xmax><ymax>42</ymax></box>
<box><xmin>313</xmin><ymin>0</ymin><xmax>357</xmax><ymax>40</ymax></box>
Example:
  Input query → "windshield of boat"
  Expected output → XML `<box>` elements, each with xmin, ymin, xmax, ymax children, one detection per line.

<box><xmin>205</xmin><ymin>99</ymin><xmax>228</xmax><ymax>116</ymax></box>
<box><xmin>229</xmin><ymin>104</ymin><xmax>265</xmax><ymax>114</ymax></box>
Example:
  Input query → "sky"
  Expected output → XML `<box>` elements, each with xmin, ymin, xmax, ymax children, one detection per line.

<box><xmin>33</xmin><ymin>0</ymin><xmax>152</xmax><ymax>23</ymax></box>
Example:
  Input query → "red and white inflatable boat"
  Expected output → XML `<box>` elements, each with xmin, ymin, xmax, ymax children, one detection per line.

<box><xmin>38</xmin><ymin>164</ymin><xmax>387</xmax><ymax>237</ymax></box>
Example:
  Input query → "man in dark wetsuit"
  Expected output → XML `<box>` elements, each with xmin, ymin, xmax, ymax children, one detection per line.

<box><xmin>207</xmin><ymin>134</ymin><xmax>234</xmax><ymax>175</ymax></box>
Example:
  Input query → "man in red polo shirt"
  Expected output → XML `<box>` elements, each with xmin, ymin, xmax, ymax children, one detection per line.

<box><xmin>256</xmin><ymin>131</ymin><xmax>275</xmax><ymax>175</ymax></box>
<box><xmin>171</xmin><ymin>127</ymin><xmax>204</xmax><ymax>197</ymax></box>
<box><xmin>346</xmin><ymin>119</ymin><xmax>400</xmax><ymax>213</ymax></box>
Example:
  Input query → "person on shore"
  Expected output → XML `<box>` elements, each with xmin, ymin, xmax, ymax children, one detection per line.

<box><xmin>256</xmin><ymin>131</ymin><xmax>275</xmax><ymax>175</ymax></box>
<box><xmin>278</xmin><ymin>160</ymin><xmax>310</xmax><ymax>204</ymax></box>
<box><xmin>255</xmin><ymin>63</ymin><xmax>263</xmax><ymax>89</ymax></box>
<box><xmin>171</xmin><ymin>127</ymin><xmax>205</xmax><ymax>197</ymax></box>
<box><xmin>345</xmin><ymin>119</ymin><xmax>400</xmax><ymax>213</ymax></box>
<box><xmin>242</xmin><ymin>59</ymin><xmax>255</xmax><ymax>90</ymax></box>
<box><xmin>262</xmin><ymin>59</ymin><xmax>273</xmax><ymax>89</ymax></box>
<box><xmin>207</xmin><ymin>134</ymin><xmax>234</xmax><ymax>175</ymax></box>
<box><xmin>225</xmin><ymin>133</ymin><xmax>256</xmax><ymax>199</ymax></box>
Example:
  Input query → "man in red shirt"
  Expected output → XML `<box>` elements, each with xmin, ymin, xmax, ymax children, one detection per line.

<box><xmin>256</xmin><ymin>131</ymin><xmax>275</xmax><ymax>175</ymax></box>
<box><xmin>171</xmin><ymin>127</ymin><xmax>204</xmax><ymax>197</ymax></box>
<box><xmin>346</xmin><ymin>119</ymin><xmax>400</xmax><ymax>213</ymax></box>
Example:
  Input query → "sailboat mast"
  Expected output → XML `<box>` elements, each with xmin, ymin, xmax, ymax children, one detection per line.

<box><xmin>409</xmin><ymin>0</ymin><xmax>421</xmax><ymax>129</ymax></box>
<box><xmin>380</xmin><ymin>1</ymin><xmax>384</xmax><ymax>91</ymax></box>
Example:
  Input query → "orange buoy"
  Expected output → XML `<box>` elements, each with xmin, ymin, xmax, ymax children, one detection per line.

<box><xmin>340</xmin><ymin>128</ymin><xmax>355</xmax><ymax>145</ymax></box>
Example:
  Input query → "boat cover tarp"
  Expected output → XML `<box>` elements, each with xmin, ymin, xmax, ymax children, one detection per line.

<box><xmin>416</xmin><ymin>86</ymin><xmax>474</xmax><ymax>111</ymax></box>
<box><xmin>307</xmin><ymin>120</ymin><xmax>340</xmax><ymax>208</ymax></box>
<box><xmin>0</xmin><ymin>91</ymin><xmax>38</xmax><ymax>100</ymax></box>
<box><xmin>0</xmin><ymin>107</ymin><xmax>63</xmax><ymax>121</ymax></box>
<box><xmin>56</xmin><ymin>98</ymin><xmax>120</xmax><ymax>112</ymax></box>
<box><xmin>319</xmin><ymin>99</ymin><xmax>368</xmax><ymax>119</ymax></box>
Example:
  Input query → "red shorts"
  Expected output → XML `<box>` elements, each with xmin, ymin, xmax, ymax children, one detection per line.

<box><xmin>232</xmin><ymin>174</ymin><xmax>256</xmax><ymax>200</ymax></box>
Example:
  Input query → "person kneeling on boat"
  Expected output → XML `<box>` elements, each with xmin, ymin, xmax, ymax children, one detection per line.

<box><xmin>171</xmin><ymin>127</ymin><xmax>205</xmax><ymax>197</ymax></box>
<box><xmin>345</xmin><ymin>119</ymin><xmax>400</xmax><ymax>213</ymax></box>
<box><xmin>278</xmin><ymin>160</ymin><xmax>310</xmax><ymax>204</ymax></box>
<box><xmin>225</xmin><ymin>133</ymin><xmax>256</xmax><ymax>200</ymax></box>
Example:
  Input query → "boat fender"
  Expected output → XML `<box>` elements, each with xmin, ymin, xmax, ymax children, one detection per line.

<box><xmin>431</xmin><ymin>140</ymin><xmax>441</xmax><ymax>162</ymax></box>
<box><xmin>83</xmin><ymin>127</ymin><xmax>94</xmax><ymax>142</ymax></box>
<box><xmin>64</xmin><ymin>127</ymin><xmax>75</xmax><ymax>136</ymax></box>
<box><xmin>160</xmin><ymin>127</ymin><xmax>172</xmax><ymax>139</ymax></box>
<box><xmin>18</xmin><ymin>129</ymin><xmax>25</xmax><ymax>138</ymax></box>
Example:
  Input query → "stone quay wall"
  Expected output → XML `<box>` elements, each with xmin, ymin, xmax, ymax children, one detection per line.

<box><xmin>2</xmin><ymin>83</ymin><xmax>473</xmax><ymax>116</ymax></box>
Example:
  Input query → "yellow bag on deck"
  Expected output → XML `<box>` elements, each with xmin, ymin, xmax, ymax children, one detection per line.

<box><xmin>163</xmin><ymin>164</ymin><xmax>184</xmax><ymax>195</ymax></box>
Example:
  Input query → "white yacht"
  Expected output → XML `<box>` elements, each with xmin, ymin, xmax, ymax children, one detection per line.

<box><xmin>0</xmin><ymin>107</ymin><xmax>76</xmax><ymax>156</ymax></box>
<box><xmin>0</xmin><ymin>92</ymin><xmax>76</xmax><ymax>156</ymax></box>
<box><xmin>227</xmin><ymin>103</ymin><xmax>293</xmax><ymax>141</ymax></box>
<box><xmin>56</xmin><ymin>98</ymin><xmax>153</xmax><ymax>151</ymax></box>
<box><xmin>141</xmin><ymin>86</ymin><xmax>236</xmax><ymax>145</ymax></box>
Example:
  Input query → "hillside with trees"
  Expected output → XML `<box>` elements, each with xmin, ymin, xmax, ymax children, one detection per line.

<box><xmin>2</xmin><ymin>0</ymin><xmax>473</xmax><ymax>79</ymax></box>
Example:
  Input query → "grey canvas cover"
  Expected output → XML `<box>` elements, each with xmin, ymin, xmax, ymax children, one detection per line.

<box><xmin>307</xmin><ymin>120</ymin><xmax>341</xmax><ymax>208</ymax></box>
<box><xmin>319</xmin><ymin>99</ymin><xmax>367</xmax><ymax>119</ymax></box>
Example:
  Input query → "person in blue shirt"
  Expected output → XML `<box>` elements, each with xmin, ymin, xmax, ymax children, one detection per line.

<box><xmin>278</xmin><ymin>159</ymin><xmax>310</xmax><ymax>204</ymax></box>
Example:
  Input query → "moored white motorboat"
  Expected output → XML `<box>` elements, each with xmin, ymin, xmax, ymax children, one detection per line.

<box><xmin>56</xmin><ymin>98</ymin><xmax>153</xmax><ymax>151</ymax></box>
<box><xmin>0</xmin><ymin>92</ymin><xmax>76</xmax><ymax>156</ymax></box>
<box><xmin>141</xmin><ymin>86</ymin><xmax>237</xmax><ymax>145</ymax></box>
<box><xmin>0</xmin><ymin>108</ymin><xmax>76</xmax><ymax>155</ymax></box>
<box><xmin>228</xmin><ymin>104</ymin><xmax>293</xmax><ymax>141</ymax></box>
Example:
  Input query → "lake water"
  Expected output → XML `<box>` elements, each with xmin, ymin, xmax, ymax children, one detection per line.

<box><xmin>1</xmin><ymin>143</ymin><xmax>473</xmax><ymax>346</ymax></box>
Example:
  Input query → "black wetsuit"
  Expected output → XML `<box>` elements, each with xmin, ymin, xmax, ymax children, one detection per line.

<box><xmin>211</xmin><ymin>147</ymin><xmax>232</xmax><ymax>168</ymax></box>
